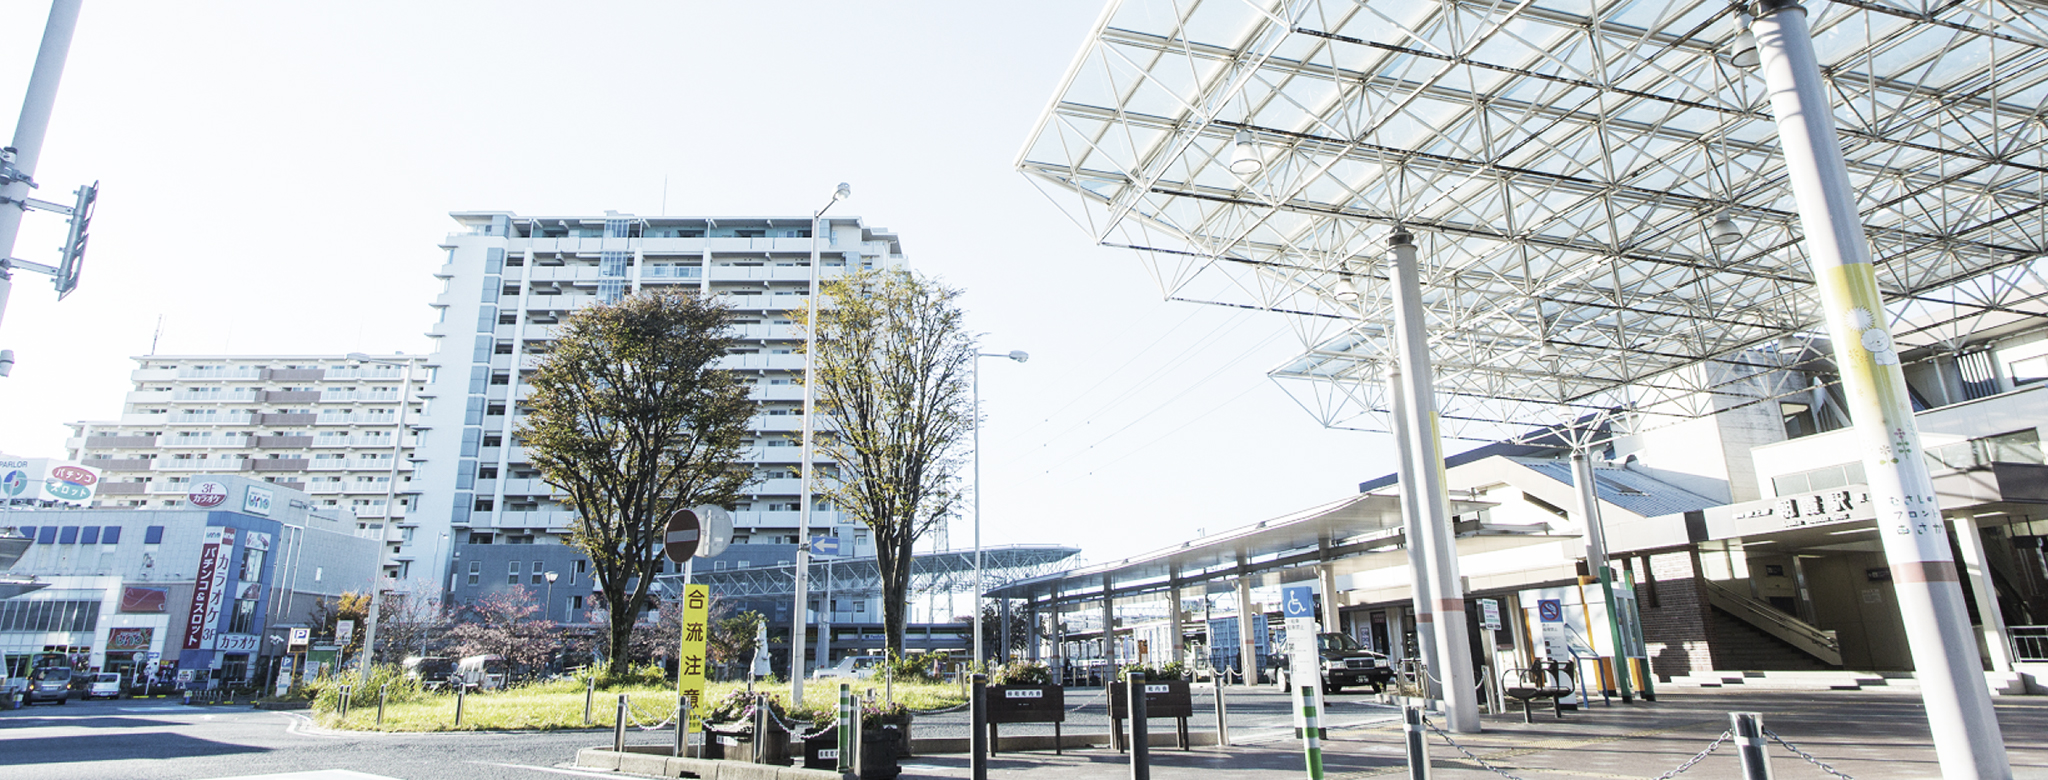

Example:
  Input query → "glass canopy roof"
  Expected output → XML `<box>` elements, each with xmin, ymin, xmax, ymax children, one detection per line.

<box><xmin>1017</xmin><ymin>0</ymin><xmax>2048</xmax><ymax>443</ymax></box>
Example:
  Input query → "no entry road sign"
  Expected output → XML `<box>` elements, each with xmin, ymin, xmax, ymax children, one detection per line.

<box><xmin>664</xmin><ymin>509</ymin><xmax>702</xmax><ymax>563</ymax></box>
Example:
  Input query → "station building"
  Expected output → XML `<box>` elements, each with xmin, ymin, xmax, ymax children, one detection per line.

<box><xmin>0</xmin><ymin>475</ymin><xmax>375</xmax><ymax>687</ymax></box>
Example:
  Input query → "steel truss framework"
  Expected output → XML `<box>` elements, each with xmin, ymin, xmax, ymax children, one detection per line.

<box><xmin>656</xmin><ymin>545</ymin><xmax>1083</xmax><ymax>600</ymax></box>
<box><xmin>1018</xmin><ymin>0</ymin><xmax>2048</xmax><ymax>444</ymax></box>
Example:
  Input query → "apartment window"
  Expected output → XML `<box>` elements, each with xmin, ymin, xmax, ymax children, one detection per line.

<box><xmin>101</xmin><ymin>526</ymin><xmax>121</xmax><ymax>544</ymax></box>
<box><xmin>490</xmin><ymin>373</ymin><xmax>510</xmax><ymax>385</ymax></box>
<box><xmin>507</xmin><ymin>561</ymin><xmax>520</xmax><ymax>585</ymax></box>
<box><xmin>467</xmin><ymin>561</ymin><xmax>480</xmax><ymax>586</ymax></box>
<box><xmin>478</xmin><ymin>466</ymin><xmax>498</xmax><ymax>480</ymax></box>
<box><xmin>573</xmin><ymin>559</ymin><xmax>585</xmax><ymax>584</ymax></box>
<box><xmin>474</xmin><ymin>498</ymin><xmax>495</xmax><ymax>511</ymax></box>
<box><xmin>499</xmin><ymin>313</ymin><xmax>517</xmax><ymax>325</ymax></box>
<box><xmin>571</xmin><ymin>596</ymin><xmax>584</xmax><ymax>610</ymax></box>
<box><xmin>530</xmin><ymin>560</ymin><xmax>544</xmax><ymax>585</ymax></box>
<box><xmin>494</xmin><ymin>342</ymin><xmax>514</xmax><ymax>355</ymax></box>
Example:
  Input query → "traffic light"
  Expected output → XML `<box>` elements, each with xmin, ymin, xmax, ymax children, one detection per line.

<box><xmin>54</xmin><ymin>180</ymin><xmax>95</xmax><ymax>300</ymax></box>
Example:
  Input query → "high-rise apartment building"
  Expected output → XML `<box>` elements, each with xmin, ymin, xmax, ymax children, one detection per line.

<box><xmin>63</xmin><ymin>354</ymin><xmax>429</xmax><ymax>583</ymax></box>
<box><xmin>416</xmin><ymin>211</ymin><xmax>905</xmax><ymax>613</ymax></box>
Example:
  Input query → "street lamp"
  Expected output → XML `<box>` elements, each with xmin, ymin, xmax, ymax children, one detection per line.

<box><xmin>973</xmin><ymin>349</ymin><xmax>1028</xmax><ymax>665</ymax></box>
<box><xmin>544</xmin><ymin>571</ymin><xmax>559</xmax><ymax>624</ymax></box>
<box><xmin>346</xmin><ymin>352</ymin><xmax>417</xmax><ymax>686</ymax></box>
<box><xmin>792</xmin><ymin>182</ymin><xmax>849</xmax><ymax>705</ymax></box>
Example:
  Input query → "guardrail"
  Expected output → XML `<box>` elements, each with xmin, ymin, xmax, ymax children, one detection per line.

<box><xmin>1703</xmin><ymin>580</ymin><xmax>1843</xmax><ymax>666</ymax></box>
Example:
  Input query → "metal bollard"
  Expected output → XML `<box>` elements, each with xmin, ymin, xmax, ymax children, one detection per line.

<box><xmin>455</xmin><ymin>684</ymin><xmax>466</xmax><ymax>726</ymax></box>
<box><xmin>377</xmin><ymin>683</ymin><xmax>387</xmax><ymax>725</ymax></box>
<box><xmin>1128</xmin><ymin>672</ymin><xmax>1150</xmax><ymax>780</ymax></box>
<box><xmin>339</xmin><ymin>685</ymin><xmax>351</xmax><ymax>719</ymax></box>
<box><xmin>970</xmin><ymin>673</ymin><xmax>988</xmax><ymax>780</ymax></box>
<box><xmin>1213</xmin><ymin>680</ymin><xmax>1231</xmax><ymax>747</ymax></box>
<box><xmin>614</xmin><ymin>694</ymin><xmax>629</xmax><ymax>754</ymax></box>
<box><xmin>838</xmin><ymin>684</ymin><xmax>854</xmax><ymax>773</ymax></box>
<box><xmin>674</xmin><ymin>692</ymin><xmax>689</xmax><ymax>758</ymax></box>
<box><xmin>584</xmin><ymin>675</ymin><xmax>595</xmax><ymax>725</ymax></box>
<box><xmin>1731</xmin><ymin>712</ymin><xmax>1774</xmax><ymax>780</ymax></box>
<box><xmin>1403</xmin><ymin>705</ymin><xmax>1429</xmax><ymax>780</ymax></box>
<box><xmin>1300</xmin><ymin>685</ymin><xmax>1324</xmax><ymax>780</ymax></box>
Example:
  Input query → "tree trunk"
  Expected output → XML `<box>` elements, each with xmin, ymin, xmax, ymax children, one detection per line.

<box><xmin>607</xmin><ymin>618</ymin><xmax>634</xmax><ymax>680</ymax></box>
<box><xmin>878</xmin><ymin>533</ymin><xmax>915</xmax><ymax>656</ymax></box>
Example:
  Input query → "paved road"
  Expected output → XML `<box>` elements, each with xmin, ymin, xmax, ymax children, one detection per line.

<box><xmin>0</xmin><ymin>696</ymin><xmax>618</xmax><ymax>780</ymax></box>
<box><xmin>909</xmin><ymin>683</ymin><xmax>1400</xmax><ymax>742</ymax></box>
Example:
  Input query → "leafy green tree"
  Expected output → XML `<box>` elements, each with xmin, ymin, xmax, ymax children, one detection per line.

<box><xmin>800</xmin><ymin>268</ymin><xmax>976</xmax><ymax>654</ymax></box>
<box><xmin>519</xmin><ymin>290</ymin><xmax>754</xmax><ymax>680</ymax></box>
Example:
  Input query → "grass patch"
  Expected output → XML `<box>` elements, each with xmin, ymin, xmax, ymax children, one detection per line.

<box><xmin>313</xmin><ymin>678</ymin><xmax>971</xmax><ymax>732</ymax></box>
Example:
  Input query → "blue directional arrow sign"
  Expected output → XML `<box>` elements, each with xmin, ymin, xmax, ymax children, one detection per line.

<box><xmin>1282</xmin><ymin>586</ymin><xmax>1315</xmax><ymax>619</ymax></box>
<box><xmin>811</xmin><ymin>536</ymin><xmax>841</xmax><ymax>557</ymax></box>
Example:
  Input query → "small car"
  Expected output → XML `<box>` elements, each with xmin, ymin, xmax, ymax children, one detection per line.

<box><xmin>1270</xmin><ymin>632</ymin><xmax>1395</xmax><ymax>693</ymax></box>
<box><xmin>24</xmin><ymin>667</ymin><xmax>71</xmax><ymax>705</ymax></box>
<box><xmin>86</xmin><ymin>672</ymin><xmax>123</xmax><ymax>700</ymax></box>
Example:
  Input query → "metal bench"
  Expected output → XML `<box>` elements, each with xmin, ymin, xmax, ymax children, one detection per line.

<box><xmin>1501</xmin><ymin>660</ymin><xmax>1575</xmax><ymax>723</ymax></box>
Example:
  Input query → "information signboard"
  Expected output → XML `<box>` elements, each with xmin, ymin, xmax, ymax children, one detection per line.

<box><xmin>676</xmin><ymin>584</ymin><xmax>711</xmax><ymax>734</ymax></box>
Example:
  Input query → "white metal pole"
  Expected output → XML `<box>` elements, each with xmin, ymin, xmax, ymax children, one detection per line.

<box><xmin>360</xmin><ymin>358</ymin><xmax>414</xmax><ymax>684</ymax></box>
<box><xmin>1386</xmin><ymin>368</ymin><xmax>1440</xmax><ymax>698</ymax></box>
<box><xmin>0</xmin><ymin>0</ymin><xmax>84</xmax><ymax>332</ymax></box>
<box><xmin>793</xmin><ymin>186</ymin><xmax>845</xmax><ymax>704</ymax></box>
<box><xmin>1750</xmin><ymin>4</ymin><xmax>2010</xmax><ymax>776</ymax></box>
<box><xmin>1385</xmin><ymin>229</ymin><xmax>1481</xmax><ymax>733</ymax></box>
<box><xmin>1572</xmin><ymin>450</ymin><xmax>1633</xmax><ymax>701</ymax></box>
<box><xmin>816</xmin><ymin>555</ymin><xmax>832</xmax><ymax>674</ymax></box>
<box><xmin>973</xmin><ymin>356</ymin><xmax>984</xmax><ymax>666</ymax></box>
<box><xmin>1952</xmin><ymin>517</ymin><xmax>2013</xmax><ymax>673</ymax></box>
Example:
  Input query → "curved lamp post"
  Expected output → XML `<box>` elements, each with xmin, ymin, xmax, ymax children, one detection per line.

<box><xmin>973</xmin><ymin>350</ymin><xmax>1028</xmax><ymax>665</ymax></box>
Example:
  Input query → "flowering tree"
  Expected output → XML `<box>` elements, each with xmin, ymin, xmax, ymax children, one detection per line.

<box><xmin>446</xmin><ymin>586</ymin><xmax>554</xmax><ymax>672</ymax></box>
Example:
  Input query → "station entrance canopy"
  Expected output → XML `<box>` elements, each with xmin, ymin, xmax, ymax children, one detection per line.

<box><xmin>1017</xmin><ymin>0</ymin><xmax>2048</xmax><ymax>445</ymax></box>
<box><xmin>661</xmin><ymin>545</ymin><xmax>1081</xmax><ymax>599</ymax></box>
<box><xmin>984</xmin><ymin>491</ymin><xmax>1514</xmax><ymax>606</ymax></box>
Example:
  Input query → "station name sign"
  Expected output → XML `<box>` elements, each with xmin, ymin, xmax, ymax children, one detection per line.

<box><xmin>1710</xmin><ymin>485</ymin><xmax>1874</xmax><ymax>538</ymax></box>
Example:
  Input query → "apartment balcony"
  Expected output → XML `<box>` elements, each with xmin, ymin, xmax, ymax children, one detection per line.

<box><xmin>743</xmin><ymin>477</ymin><xmax>804</xmax><ymax>496</ymax></box>
<box><xmin>326</xmin><ymin>366</ymin><xmax>406</xmax><ymax>381</ymax></box>
<box><xmin>732</xmin><ymin>510</ymin><xmax>843</xmax><ymax>528</ymax></box>
<box><xmin>122</xmin><ymin>390</ymin><xmax>174</xmax><ymax>404</ymax></box>
<box><xmin>497</xmin><ymin>478</ymin><xmax>558</xmax><ymax>497</ymax></box>
<box><xmin>80</xmin><ymin>435</ymin><xmax>157</xmax><ymax>449</ymax></box>
<box><xmin>307</xmin><ymin>482</ymin><xmax>347</xmax><ymax>494</ymax></box>
<box><xmin>717</xmin><ymin>354</ymin><xmax>807</xmax><ymax>371</ymax></box>
<box><xmin>258</xmin><ymin>413</ymin><xmax>318</xmax><ymax>425</ymax></box>
<box><xmin>156</xmin><ymin>459</ymin><xmax>249</xmax><ymax>472</ymax></box>
<box><xmin>269</xmin><ymin>481</ymin><xmax>307</xmax><ymax>492</ymax></box>
<box><xmin>148</xmin><ymin>482</ymin><xmax>192</xmax><ymax>494</ymax></box>
<box><xmin>171</xmin><ymin>390</ymin><xmax>263</xmax><ymax>403</ymax></box>
<box><xmin>522</xmin><ymin>265</ymin><xmax>603</xmax><ymax>282</ymax></box>
<box><xmin>252</xmin><ymin>435</ymin><xmax>313</xmax><ymax>448</ymax></box>
<box><xmin>129</xmin><ymin>367</ymin><xmax>177</xmax><ymax>382</ymax></box>
<box><xmin>118</xmin><ymin>413</ymin><xmax>171</xmax><ymax>426</ymax></box>
<box><xmin>251</xmin><ymin>459</ymin><xmax>309</xmax><ymax>472</ymax></box>
<box><xmin>97</xmin><ymin>482</ymin><xmax>147</xmax><ymax>495</ymax></box>
<box><xmin>307</xmin><ymin>458</ymin><xmax>408</xmax><ymax>471</ymax></box>
<box><xmin>167</xmin><ymin>412</ymin><xmax>258</xmax><ymax>426</ymax></box>
<box><xmin>707</xmin><ymin>266</ymin><xmax>815</xmax><ymax>283</ymax></box>
<box><xmin>87</xmin><ymin>458</ymin><xmax>155</xmax><ymax>472</ymax></box>
<box><xmin>162</xmin><ymin>436</ymin><xmax>254</xmax><ymax>448</ymax></box>
<box><xmin>265</xmin><ymin>390</ymin><xmax>323</xmax><ymax>403</ymax></box>
<box><xmin>321</xmin><ymin>390</ymin><xmax>400</xmax><ymax>403</ymax></box>
<box><xmin>354</xmin><ymin>503</ymin><xmax>410</xmax><ymax>520</ymax></box>
<box><xmin>177</xmin><ymin>367</ymin><xmax>263</xmax><ymax>380</ymax></box>
<box><xmin>494</xmin><ymin>509</ymin><xmax>578</xmax><ymax>529</ymax></box>
<box><xmin>704</xmin><ymin>237</ymin><xmax>816</xmax><ymax>253</ymax></box>
<box><xmin>316</xmin><ymin>413</ymin><xmax>400</xmax><ymax>426</ymax></box>
<box><xmin>749</xmin><ymin>385</ymin><xmax>807</xmax><ymax>402</ymax></box>
<box><xmin>263</xmin><ymin>368</ymin><xmax>328</xmax><ymax>381</ymax></box>
<box><xmin>639</xmin><ymin>265</ymin><xmax>702</xmax><ymax>280</ymax></box>
<box><xmin>748</xmin><ymin>415</ymin><xmax>806</xmax><ymax>433</ymax></box>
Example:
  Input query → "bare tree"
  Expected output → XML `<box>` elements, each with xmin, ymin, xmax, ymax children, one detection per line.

<box><xmin>801</xmin><ymin>269</ymin><xmax>975</xmax><ymax>654</ymax></box>
<box><xmin>373</xmin><ymin>593</ymin><xmax>447</xmax><ymax>664</ymax></box>
<box><xmin>520</xmin><ymin>290</ymin><xmax>755</xmax><ymax>680</ymax></box>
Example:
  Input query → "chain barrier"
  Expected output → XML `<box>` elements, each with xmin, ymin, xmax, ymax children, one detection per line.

<box><xmin>618</xmin><ymin>696</ymin><xmax>677</xmax><ymax>732</ymax></box>
<box><xmin>1764</xmin><ymin>729</ymin><xmax>1855</xmax><ymax>779</ymax></box>
<box><xmin>1067</xmin><ymin>686</ymin><xmax>1108</xmax><ymax>714</ymax></box>
<box><xmin>1416</xmin><ymin>713</ymin><xmax>1734</xmax><ymax>780</ymax></box>
<box><xmin>1647</xmin><ymin>730</ymin><xmax>1731</xmax><ymax>780</ymax></box>
<box><xmin>758</xmin><ymin>699</ymin><xmax>835</xmax><ymax>741</ymax></box>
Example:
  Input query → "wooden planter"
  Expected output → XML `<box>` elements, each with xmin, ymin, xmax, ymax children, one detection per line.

<box><xmin>858</xmin><ymin>721</ymin><xmax>906</xmax><ymax>780</ymax></box>
<box><xmin>1107</xmin><ymin>679</ymin><xmax>1194</xmax><ymax>751</ymax></box>
<box><xmin>985</xmin><ymin>684</ymin><xmax>1066</xmax><ymax>754</ymax></box>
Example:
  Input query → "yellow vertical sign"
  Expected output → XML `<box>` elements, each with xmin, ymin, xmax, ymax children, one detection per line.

<box><xmin>678</xmin><ymin>583</ymin><xmax>711</xmax><ymax>734</ymax></box>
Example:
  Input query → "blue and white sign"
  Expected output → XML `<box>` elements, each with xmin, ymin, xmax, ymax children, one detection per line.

<box><xmin>1281</xmin><ymin>586</ymin><xmax>1315</xmax><ymax>619</ymax></box>
<box><xmin>1537</xmin><ymin>598</ymin><xmax>1565</xmax><ymax>623</ymax></box>
<box><xmin>810</xmin><ymin>536</ymin><xmax>841</xmax><ymax>557</ymax></box>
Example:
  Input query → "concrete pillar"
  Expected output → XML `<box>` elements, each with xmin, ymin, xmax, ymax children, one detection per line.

<box><xmin>1101</xmin><ymin>576</ymin><xmax>1117</xmax><ymax>673</ymax></box>
<box><xmin>1752</xmin><ymin>4</ymin><xmax>2011</xmax><ymax>776</ymax></box>
<box><xmin>1317</xmin><ymin>564</ymin><xmax>1340</xmax><ymax>634</ymax></box>
<box><xmin>1235</xmin><ymin>567</ymin><xmax>1258</xmax><ymax>686</ymax></box>
<box><xmin>998</xmin><ymin>597</ymin><xmax>1013</xmax><ymax>665</ymax></box>
<box><xmin>1027</xmin><ymin>599</ymin><xmax>1042</xmax><ymax>662</ymax></box>
<box><xmin>1387</xmin><ymin>369</ymin><xmax>1442</xmax><ymax>698</ymax></box>
<box><xmin>1386</xmin><ymin>230</ymin><xmax>1482</xmax><ymax>732</ymax></box>
<box><xmin>1952</xmin><ymin>517</ymin><xmax>2014</xmax><ymax>673</ymax></box>
<box><xmin>1167</xmin><ymin>583</ymin><xmax>1186</xmax><ymax>667</ymax></box>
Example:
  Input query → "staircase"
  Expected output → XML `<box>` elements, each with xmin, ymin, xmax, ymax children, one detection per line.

<box><xmin>1707</xmin><ymin>606</ymin><xmax>1838</xmax><ymax>672</ymax></box>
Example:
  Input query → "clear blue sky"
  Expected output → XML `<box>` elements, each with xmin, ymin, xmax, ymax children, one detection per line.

<box><xmin>0</xmin><ymin>0</ymin><xmax>1397</xmax><ymax>562</ymax></box>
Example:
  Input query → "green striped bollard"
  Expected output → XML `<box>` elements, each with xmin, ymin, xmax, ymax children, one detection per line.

<box><xmin>837</xmin><ymin>684</ymin><xmax>853</xmax><ymax>773</ymax></box>
<box><xmin>1402</xmin><ymin>705</ymin><xmax>1428</xmax><ymax>780</ymax></box>
<box><xmin>1299</xmin><ymin>684</ymin><xmax>1324</xmax><ymax>780</ymax></box>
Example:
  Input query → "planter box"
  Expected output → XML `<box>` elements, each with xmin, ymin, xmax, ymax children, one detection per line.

<box><xmin>986</xmin><ymin>684</ymin><xmax>1066</xmax><ymax>754</ymax></box>
<box><xmin>1108</xmin><ymin>679</ymin><xmax>1193</xmax><ymax>718</ymax></box>
<box><xmin>859</xmin><ymin>724</ymin><xmax>904</xmax><ymax>780</ymax></box>
<box><xmin>801</xmin><ymin>724</ymin><xmax>841</xmax><ymax>770</ymax></box>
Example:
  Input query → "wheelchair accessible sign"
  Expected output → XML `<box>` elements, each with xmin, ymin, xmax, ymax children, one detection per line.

<box><xmin>1282</xmin><ymin>586</ymin><xmax>1315</xmax><ymax>619</ymax></box>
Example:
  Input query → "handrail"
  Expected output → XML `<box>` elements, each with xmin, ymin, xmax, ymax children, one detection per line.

<box><xmin>1702</xmin><ymin>579</ymin><xmax>1843</xmax><ymax>666</ymax></box>
<box><xmin>2012</xmin><ymin>625</ymin><xmax>2048</xmax><ymax>664</ymax></box>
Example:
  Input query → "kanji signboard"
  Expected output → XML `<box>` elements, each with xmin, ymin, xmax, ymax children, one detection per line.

<box><xmin>677</xmin><ymin>583</ymin><xmax>711</xmax><ymax>734</ymax></box>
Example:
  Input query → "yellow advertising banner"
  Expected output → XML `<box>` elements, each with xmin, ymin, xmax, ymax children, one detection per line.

<box><xmin>678</xmin><ymin>583</ymin><xmax>710</xmax><ymax>734</ymax></box>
